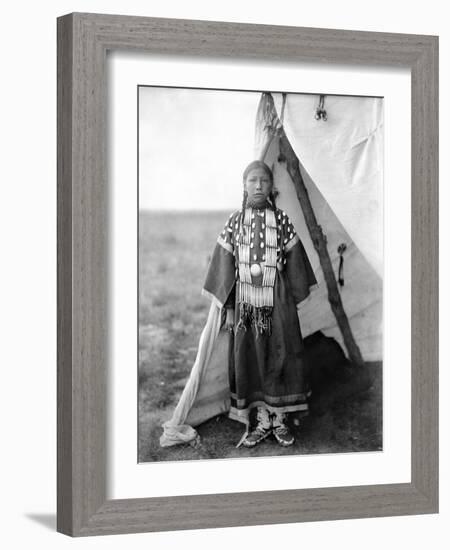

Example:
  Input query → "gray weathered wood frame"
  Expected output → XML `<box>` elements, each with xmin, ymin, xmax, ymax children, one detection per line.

<box><xmin>57</xmin><ymin>12</ymin><xmax>438</xmax><ymax>537</ymax></box>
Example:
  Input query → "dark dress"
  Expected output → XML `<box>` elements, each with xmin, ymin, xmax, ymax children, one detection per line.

<box><xmin>203</xmin><ymin>206</ymin><xmax>317</xmax><ymax>424</ymax></box>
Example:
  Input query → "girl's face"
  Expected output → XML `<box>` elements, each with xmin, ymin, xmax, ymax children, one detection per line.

<box><xmin>244</xmin><ymin>167</ymin><xmax>273</xmax><ymax>206</ymax></box>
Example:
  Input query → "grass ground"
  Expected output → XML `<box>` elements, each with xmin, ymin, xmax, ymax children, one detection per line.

<box><xmin>138</xmin><ymin>210</ymin><xmax>382</xmax><ymax>462</ymax></box>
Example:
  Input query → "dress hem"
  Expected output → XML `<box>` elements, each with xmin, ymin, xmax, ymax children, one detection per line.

<box><xmin>229</xmin><ymin>401</ymin><xmax>309</xmax><ymax>425</ymax></box>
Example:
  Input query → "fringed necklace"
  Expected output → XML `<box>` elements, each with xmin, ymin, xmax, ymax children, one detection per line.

<box><xmin>236</xmin><ymin>207</ymin><xmax>278</xmax><ymax>335</ymax></box>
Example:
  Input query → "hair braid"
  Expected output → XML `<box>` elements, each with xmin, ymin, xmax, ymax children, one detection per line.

<box><xmin>269</xmin><ymin>189</ymin><xmax>283</xmax><ymax>261</ymax></box>
<box><xmin>269</xmin><ymin>191</ymin><xmax>277</xmax><ymax>212</ymax></box>
<box><xmin>238</xmin><ymin>189</ymin><xmax>248</xmax><ymax>244</ymax></box>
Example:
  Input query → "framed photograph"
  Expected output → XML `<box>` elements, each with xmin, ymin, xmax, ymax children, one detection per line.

<box><xmin>57</xmin><ymin>13</ymin><xmax>438</xmax><ymax>536</ymax></box>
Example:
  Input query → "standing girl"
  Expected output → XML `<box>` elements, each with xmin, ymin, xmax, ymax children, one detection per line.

<box><xmin>203</xmin><ymin>160</ymin><xmax>317</xmax><ymax>447</ymax></box>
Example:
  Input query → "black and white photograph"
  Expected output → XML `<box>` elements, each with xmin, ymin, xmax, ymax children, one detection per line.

<box><xmin>138</xmin><ymin>85</ymin><xmax>383</xmax><ymax>462</ymax></box>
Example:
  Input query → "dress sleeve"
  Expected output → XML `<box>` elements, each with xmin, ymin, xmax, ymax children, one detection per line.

<box><xmin>281</xmin><ymin>213</ymin><xmax>318</xmax><ymax>306</ymax></box>
<box><xmin>202</xmin><ymin>213</ymin><xmax>237</xmax><ymax>308</ymax></box>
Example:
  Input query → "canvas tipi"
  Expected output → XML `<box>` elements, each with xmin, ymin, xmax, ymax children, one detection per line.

<box><xmin>160</xmin><ymin>91</ymin><xmax>383</xmax><ymax>447</ymax></box>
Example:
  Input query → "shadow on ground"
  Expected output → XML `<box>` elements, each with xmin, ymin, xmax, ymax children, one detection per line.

<box><xmin>25</xmin><ymin>514</ymin><xmax>56</xmax><ymax>531</ymax></box>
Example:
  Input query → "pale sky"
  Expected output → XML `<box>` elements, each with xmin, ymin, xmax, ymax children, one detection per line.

<box><xmin>138</xmin><ymin>86</ymin><xmax>260</xmax><ymax>211</ymax></box>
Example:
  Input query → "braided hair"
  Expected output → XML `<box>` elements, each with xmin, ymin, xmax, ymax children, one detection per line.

<box><xmin>268</xmin><ymin>189</ymin><xmax>279</xmax><ymax>212</ymax></box>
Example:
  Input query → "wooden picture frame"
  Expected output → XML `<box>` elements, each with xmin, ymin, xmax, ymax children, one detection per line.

<box><xmin>57</xmin><ymin>12</ymin><xmax>438</xmax><ymax>536</ymax></box>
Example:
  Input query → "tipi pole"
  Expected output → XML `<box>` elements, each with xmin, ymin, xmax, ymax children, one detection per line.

<box><xmin>278</xmin><ymin>129</ymin><xmax>365</xmax><ymax>367</ymax></box>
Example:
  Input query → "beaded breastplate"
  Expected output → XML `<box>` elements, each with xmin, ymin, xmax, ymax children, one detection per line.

<box><xmin>236</xmin><ymin>207</ymin><xmax>278</xmax><ymax>333</ymax></box>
